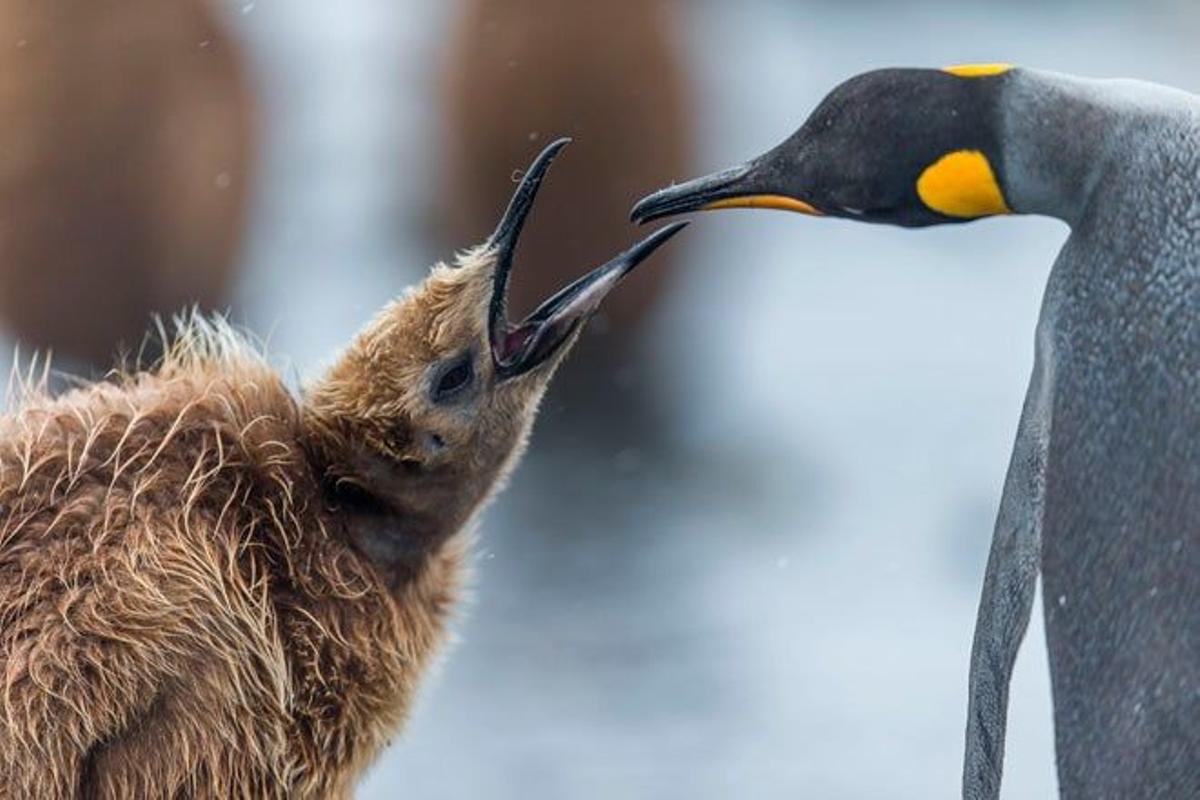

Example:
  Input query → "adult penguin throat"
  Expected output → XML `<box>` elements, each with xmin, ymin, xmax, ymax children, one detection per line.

<box><xmin>487</xmin><ymin>138</ymin><xmax>686</xmax><ymax>380</ymax></box>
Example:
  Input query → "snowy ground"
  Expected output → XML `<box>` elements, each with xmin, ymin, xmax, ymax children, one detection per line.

<box><xmin>110</xmin><ymin>0</ymin><xmax>1200</xmax><ymax>797</ymax></box>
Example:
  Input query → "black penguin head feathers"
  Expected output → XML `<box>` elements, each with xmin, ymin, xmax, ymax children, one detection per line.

<box><xmin>633</xmin><ymin>64</ymin><xmax>1016</xmax><ymax>228</ymax></box>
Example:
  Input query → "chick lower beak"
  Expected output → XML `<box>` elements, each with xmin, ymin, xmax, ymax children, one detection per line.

<box><xmin>630</xmin><ymin>162</ymin><xmax>821</xmax><ymax>224</ymax></box>
<box><xmin>486</xmin><ymin>138</ymin><xmax>688</xmax><ymax>379</ymax></box>
<box><xmin>493</xmin><ymin>222</ymin><xmax>687</xmax><ymax>379</ymax></box>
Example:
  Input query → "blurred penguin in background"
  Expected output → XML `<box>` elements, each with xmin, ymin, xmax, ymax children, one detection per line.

<box><xmin>439</xmin><ymin>0</ymin><xmax>693</xmax><ymax>437</ymax></box>
<box><xmin>0</xmin><ymin>0</ymin><xmax>256</xmax><ymax>371</ymax></box>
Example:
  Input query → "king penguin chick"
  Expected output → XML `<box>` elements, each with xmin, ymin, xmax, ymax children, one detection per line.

<box><xmin>634</xmin><ymin>65</ymin><xmax>1200</xmax><ymax>800</ymax></box>
<box><xmin>0</xmin><ymin>0</ymin><xmax>255</xmax><ymax>369</ymax></box>
<box><xmin>0</xmin><ymin>139</ymin><xmax>684</xmax><ymax>798</ymax></box>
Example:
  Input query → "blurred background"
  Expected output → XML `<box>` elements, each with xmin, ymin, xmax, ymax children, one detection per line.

<box><xmin>3</xmin><ymin>1</ymin><xmax>1199</xmax><ymax>797</ymax></box>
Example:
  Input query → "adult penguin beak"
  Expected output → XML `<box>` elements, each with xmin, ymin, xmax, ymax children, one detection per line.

<box><xmin>630</xmin><ymin>161</ymin><xmax>822</xmax><ymax>224</ymax></box>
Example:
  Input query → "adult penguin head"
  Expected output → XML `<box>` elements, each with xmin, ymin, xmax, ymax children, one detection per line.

<box><xmin>633</xmin><ymin>64</ymin><xmax>1016</xmax><ymax>228</ymax></box>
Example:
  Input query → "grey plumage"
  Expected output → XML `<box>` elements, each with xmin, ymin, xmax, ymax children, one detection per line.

<box><xmin>989</xmin><ymin>71</ymin><xmax>1200</xmax><ymax>799</ymax></box>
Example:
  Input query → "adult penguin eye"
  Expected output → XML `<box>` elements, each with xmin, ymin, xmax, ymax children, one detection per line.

<box><xmin>431</xmin><ymin>354</ymin><xmax>475</xmax><ymax>404</ymax></box>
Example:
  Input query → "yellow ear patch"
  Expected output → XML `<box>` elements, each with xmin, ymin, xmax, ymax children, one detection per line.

<box><xmin>943</xmin><ymin>63</ymin><xmax>1013</xmax><ymax>78</ymax></box>
<box><xmin>916</xmin><ymin>150</ymin><xmax>1011</xmax><ymax>218</ymax></box>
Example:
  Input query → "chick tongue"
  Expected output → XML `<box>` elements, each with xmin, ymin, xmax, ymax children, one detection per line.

<box><xmin>496</xmin><ymin>324</ymin><xmax>537</xmax><ymax>366</ymax></box>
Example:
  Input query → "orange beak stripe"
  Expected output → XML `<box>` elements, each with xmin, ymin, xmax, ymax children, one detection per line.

<box><xmin>701</xmin><ymin>195</ymin><xmax>822</xmax><ymax>216</ymax></box>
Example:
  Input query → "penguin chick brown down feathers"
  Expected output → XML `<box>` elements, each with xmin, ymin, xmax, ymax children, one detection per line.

<box><xmin>0</xmin><ymin>139</ymin><xmax>684</xmax><ymax>798</ymax></box>
<box><xmin>635</xmin><ymin>66</ymin><xmax>1200</xmax><ymax>800</ymax></box>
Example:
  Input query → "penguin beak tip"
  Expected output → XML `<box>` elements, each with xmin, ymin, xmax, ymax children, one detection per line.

<box><xmin>630</xmin><ymin>163</ymin><xmax>760</xmax><ymax>225</ymax></box>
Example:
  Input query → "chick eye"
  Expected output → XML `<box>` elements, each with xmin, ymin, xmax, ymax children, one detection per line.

<box><xmin>431</xmin><ymin>355</ymin><xmax>475</xmax><ymax>403</ymax></box>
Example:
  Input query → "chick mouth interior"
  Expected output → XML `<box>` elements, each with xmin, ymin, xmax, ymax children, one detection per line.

<box><xmin>490</xmin><ymin>265</ymin><xmax>602</xmax><ymax>372</ymax></box>
<box><xmin>483</xmin><ymin>138</ymin><xmax>687</xmax><ymax>378</ymax></box>
<box><xmin>493</xmin><ymin>316</ymin><xmax>578</xmax><ymax>372</ymax></box>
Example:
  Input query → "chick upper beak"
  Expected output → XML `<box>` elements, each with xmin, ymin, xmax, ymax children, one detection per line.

<box><xmin>630</xmin><ymin>161</ymin><xmax>822</xmax><ymax>224</ymax></box>
<box><xmin>487</xmin><ymin>138</ymin><xmax>688</xmax><ymax>379</ymax></box>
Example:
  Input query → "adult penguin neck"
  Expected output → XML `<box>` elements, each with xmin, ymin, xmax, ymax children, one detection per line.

<box><xmin>999</xmin><ymin>69</ymin><xmax>1195</xmax><ymax>228</ymax></box>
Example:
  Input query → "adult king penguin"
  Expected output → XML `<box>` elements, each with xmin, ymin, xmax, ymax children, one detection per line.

<box><xmin>633</xmin><ymin>64</ymin><xmax>1200</xmax><ymax>799</ymax></box>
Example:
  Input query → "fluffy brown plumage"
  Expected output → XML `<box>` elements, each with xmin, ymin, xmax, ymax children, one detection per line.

<box><xmin>0</xmin><ymin>0</ymin><xmax>255</xmax><ymax>367</ymax></box>
<box><xmin>0</xmin><ymin>143</ymin><xmax>682</xmax><ymax>798</ymax></box>
<box><xmin>0</xmin><ymin>317</ymin><xmax>460</xmax><ymax>798</ymax></box>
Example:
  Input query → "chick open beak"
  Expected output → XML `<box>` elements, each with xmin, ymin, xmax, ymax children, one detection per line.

<box><xmin>630</xmin><ymin>162</ymin><xmax>821</xmax><ymax>224</ymax></box>
<box><xmin>487</xmin><ymin>138</ymin><xmax>688</xmax><ymax>379</ymax></box>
